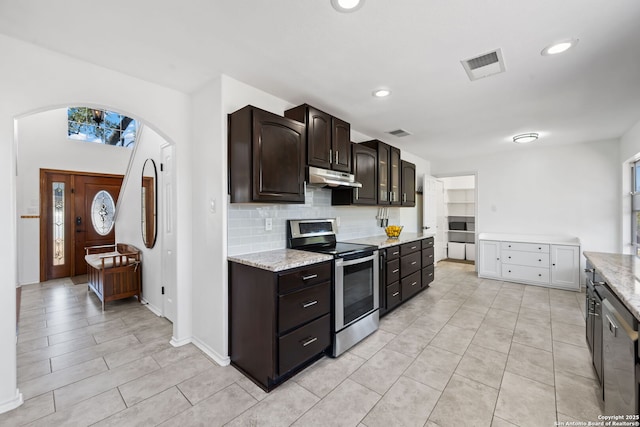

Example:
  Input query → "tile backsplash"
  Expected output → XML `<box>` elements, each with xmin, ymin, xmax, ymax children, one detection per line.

<box><xmin>227</xmin><ymin>186</ymin><xmax>401</xmax><ymax>256</ymax></box>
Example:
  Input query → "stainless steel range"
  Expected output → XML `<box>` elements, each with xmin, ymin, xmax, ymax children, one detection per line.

<box><xmin>287</xmin><ymin>219</ymin><xmax>379</xmax><ymax>356</ymax></box>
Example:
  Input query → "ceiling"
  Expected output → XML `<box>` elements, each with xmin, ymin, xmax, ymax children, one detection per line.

<box><xmin>2</xmin><ymin>0</ymin><xmax>640</xmax><ymax>161</ymax></box>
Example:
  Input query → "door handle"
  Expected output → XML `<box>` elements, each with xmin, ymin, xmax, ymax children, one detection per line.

<box><xmin>76</xmin><ymin>216</ymin><xmax>82</xmax><ymax>225</ymax></box>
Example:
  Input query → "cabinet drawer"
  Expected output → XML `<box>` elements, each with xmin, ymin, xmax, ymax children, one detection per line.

<box><xmin>386</xmin><ymin>247</ymin><xmax>401</xmax><ymax>260</ymax></box>
<box><xmin>401</xmin><ymin>251</ymin><xmax>421</xmax><ymax>277</ymax></box>
<box><xmin>278</xmin><ymin>262</ymin><xmax>331</xmax><ymax>294</ymax></box>
<box><xmin>278</xmin><ymin>314</ymin><xmax>330</xmax><ymax>375</ymax></box>
<box><xmin>386</xmin><ymin>259</ymin><xmax>400</xmax><ymax>285</ymax></box>
<box><xmin>401</xmin><ymin>271</ymin><xmax>421</xmax><ymax>300</ymax></box>
<box><xmin>422</xmin><ymin>265</ymin><xmax>434</xmax><ymax>287</ymax></box>
<box><xmin>422</xmin><ymin>237</ymin><xmax>434</xmax><ymax>249</ymax></box>
<box><xmin>386</xmin><ymin>282</ymin><xmax>401</xmax><ymax>310</ymax></box>
<box><xmin>422</xmin><ymin>247</ymin><xmax>435</xmax><ymax>267</ymax></box>
<box><xmin>278</xmin><ymin>281</ymin><xmax>330</xmax><ymax>333</ymax></box>
<box><xmin>400</xmin><ymin>241</ymin><xmax>421</xmax><ymax>256</ymax></box>
<box><xmin>502</xmin><ymin>264</ymin><xmax>549</xmax><ymax>284</ymax></box>
<box><xmin>500</xmin><ymin>241</ymin><xmax>549</xmax><ymax>253</ymax></box>
<box><xmin>502</xmin><ymin>250</ymin><xmax>550</xmax><ymax>268</ymax></box>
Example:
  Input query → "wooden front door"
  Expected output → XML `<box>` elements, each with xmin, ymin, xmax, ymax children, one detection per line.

<box><xmin>40</xmin><ymin>170</ymin><xmax>123</xmax><ymax>281</ymax></box>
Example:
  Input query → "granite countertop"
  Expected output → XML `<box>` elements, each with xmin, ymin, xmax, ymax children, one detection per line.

<box><xmin>346</xmin><ymin>231</ymin><xmax>436</xmax><ymax>249</ymax></box>
<box><xmin>478</xmin><ymin>232</ymin><xmax>580</xmax><ymax>245</ymax></box>
<box><xmin>583</xmin><ymin>251</ymin><xmax>640</xmax><ymax>320</ymax></box>
<box><xmin>228</xmin><ymin>249</ymin><xmax>333</xmax><ymax>272</ymax></box>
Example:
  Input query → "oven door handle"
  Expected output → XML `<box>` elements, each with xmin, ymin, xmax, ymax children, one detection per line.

<box><xmin>336</xmin><ymin>252</ymin><xmax>378</xmax><ymax>267</ymax></box>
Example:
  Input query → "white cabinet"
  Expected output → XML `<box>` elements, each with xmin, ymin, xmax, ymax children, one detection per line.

<box><xmin>478</xmin><ymin>240</ymin><xmax>501</xmax><ymax>278</ymax></box>
<box><xmin>478</xmin><ymin>233</ymin><xmax>580</xmax><ymax>291</ymax></box>
<box><xmin>550</xmin><ymin>245</ymin><xmax>580</xmax><ymax>290</ymax></box>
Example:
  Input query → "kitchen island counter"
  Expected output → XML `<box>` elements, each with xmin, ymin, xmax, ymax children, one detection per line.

<box><xmin>583</xmin><ymin>251</ymin><xmax>640</xmax><ymax>320</ymax></box>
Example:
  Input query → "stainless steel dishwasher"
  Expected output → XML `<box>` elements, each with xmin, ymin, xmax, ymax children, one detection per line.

<box><xmin>602</xmin><ymin>297</ymin><xmax>639</xmax><ymax>416</ymax></box>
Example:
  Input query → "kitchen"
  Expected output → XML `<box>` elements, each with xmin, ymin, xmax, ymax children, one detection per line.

<box><xmin>1</xmin><ymin>0</ymin><xmax>640</xmax><ymax>425</ymax></box>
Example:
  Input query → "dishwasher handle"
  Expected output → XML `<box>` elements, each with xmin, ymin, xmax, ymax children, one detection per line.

<box><xmin>602</xmin><ymin>299</ymin><xmax>639</xmax><ymax>341</ymax></box>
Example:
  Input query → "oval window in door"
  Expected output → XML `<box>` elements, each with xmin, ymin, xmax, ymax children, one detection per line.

<box><xmin>91</xmin><ymin>190</ymin><xmax>115</xmax><ymax>236</ymax></box>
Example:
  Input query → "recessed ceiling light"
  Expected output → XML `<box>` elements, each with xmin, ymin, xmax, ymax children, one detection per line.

<box><xmin>541</xmin><ymin>39</ymin><xmax>578</xmax><ymax>56</ymax></box>
<box><xmin>372</xmin><ymin>89</ymin><xmax>391</xmax><ymax>98</ymax></box>
<box><xmin>331</xmin><ymin>0</ymin><xmax>365</xmax><ymax>13</ymax></box>
<box><xmin>513</xmin><ymin>133</ymin><xmax>539</xmax><ymax>144</ymax></box>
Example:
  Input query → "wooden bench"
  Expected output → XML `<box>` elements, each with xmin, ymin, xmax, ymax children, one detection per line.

<box><xmin>85</xmin><ymin>243</ymin><xmax>142</xmax><ymax>311</ymax></box>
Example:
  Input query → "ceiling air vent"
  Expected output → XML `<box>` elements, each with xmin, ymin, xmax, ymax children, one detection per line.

<box><xmin>461</xmin><ymin>48</ymin><xmax>506</xmax><ymax>81</ymax></box>
<box><xmin>387</xmin><ymin>129</ymin><xmax>412</xmax><ymax>137</ymax></box>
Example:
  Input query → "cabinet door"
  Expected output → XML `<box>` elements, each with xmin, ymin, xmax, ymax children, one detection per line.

<box><xmin>306</xmin><ymin>107</ymin><xmax>332</xmax><ymax>170</ymax></box>
<box><xmin>377</xmin><ymin>142</ymin><xmax>390</xmax><ymax>204</ymax></box>
<box><xmin>331</xmin><ymin>117</ymin><xmax>351</xmax><ymax>172</ymax></box>
<box><xmin>401</xmin><ymin>160</ymin><xmax>416</xmax><ymax>207</ymax></box>
<box><xmin>550</xmin><ymin>245</ymin><xmax>580</xmax><ymax>290</ymax></box>
<box><xmin>390</xmin><ymin>147</ymin><xmax>401</xmax><ymax>205</ymax></box>
<box><xmin>252</xmin><ymin>110</ymin><xmax>306</xmax><ymax>202</ymax></box>
<box><xmin>352</xmin><ymin>144</ymin><xmax>377</xmax><ymax>205</ymax></box>
<box><xmin>478</xmin><ymin>240</ymin><xmax>501</xmax><ymax>278</ymax></box>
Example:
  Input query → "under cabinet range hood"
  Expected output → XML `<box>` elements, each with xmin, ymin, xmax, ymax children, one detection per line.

<box><xmin>307</xmin><ymin>166</ymin><xmax>362</xmax><ymax>188</ymax></box>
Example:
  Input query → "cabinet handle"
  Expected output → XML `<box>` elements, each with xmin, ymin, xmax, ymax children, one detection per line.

<box><xmin>355</xmin><ymin>188</ymin><xmax>359</xmax><ymax>200</ymax></box>
<box><xmin>411</xmin><ymin>281</ymin><xmax>417</xmax><ymax>286</ymax></box>
<box><xmin>411</xmin><ymin>261</ymin><xmax>417</xmax><ymax>265</ymax></box>
<box><xmin>392</xmin><ymin>251</ymin><xmax>399</xmax><ymax>256</ymax></box>
<box><xmin>584</xmin><ymin>268</ymin><xmax>595</xmax><ymax>273</ymax></box>
<box><xmin>392</xmin><ymin>291</ymin><xmax>400</xmax><ymax>297</ymax></box>
<box><xmin>302</xmin><ymin>300</ymin><xmax>318</xmax><ymax>308</ymax></box>
<box><xmin>428</xmin><ymin>255</ymin><xmax>433</xmax><ymax>258</ymax></box>
<box><xmin>329</xmin><ymin>149</ymin><xmax>333</xmax><ymax>164</ymax></box>
<box><xmin>411</xmin><ymin>246</ymin><xmax>417</xmax><ymax>250</ymax></box>
<box><xmin>392</xmin><ymin>269</ymin><xmax>399</xmax><ymax>273</ymax></box>
<box><xmin>301</xmin><ymin>337</ymin><xmax>318</xmax><ymax>347</ymax></box>
<box><xmin>302</xmin><ymin>274</ymin><xmax>318</xmax><ymax>281</ymax></box>
<box><xmin>403</xmin><ymin>193</ymin><xmax>407</xmax><ymax>203</ymax></box>
<box><xmin>335</xmin><ymin>151</ymin><xmax>339</xmax><ymax>165</ymax></box>
<box><xmin>428</xmin><ymin>273</ymin><xmax>433</xmax><ymax>277</ymax></box>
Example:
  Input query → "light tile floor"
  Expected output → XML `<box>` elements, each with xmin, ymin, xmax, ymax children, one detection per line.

<box><xmin>1</xmin><ymin>261</ymin><xmax>604</xmax><ymax>426</ymax></box>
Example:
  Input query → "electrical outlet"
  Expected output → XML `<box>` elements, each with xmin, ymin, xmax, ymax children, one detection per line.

<box><xmin>265</xmin><ymin>218</ymin><xmax>273</xmax><ymax>231</ymax></box>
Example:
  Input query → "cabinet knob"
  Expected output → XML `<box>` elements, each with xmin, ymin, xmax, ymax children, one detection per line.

<box><xmin>552</xmin><ymin>263</ymin><xmax>556</xmax><ymax>266</ymax></box>
<box><xmin>508</xmin><ymin>256</ymin><xmax>511</xmax><ymax>259</ymax></box>
<box><xmin>538</xmin><ymin>247</ymin><xmax>542</xmax><ymax>250</ymax></box>
<box><xmin>508</xmin><ymin>270</ymin><xmax>511</xmax><ymax>273</ymax></box>
<box><xmin>538</xmin><ymin>259</ymin><xmax>541</xmax><ymax>262</ymax></box>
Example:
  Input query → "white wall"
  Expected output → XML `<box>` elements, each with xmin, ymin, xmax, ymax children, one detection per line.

<box><xmin>16</xmin><ymin>108</ymin><xmax>133</xmax><ymax>285</ymax></box>
<box><xmin>431</xmin><ymin>139</ymin><xmax>621</xmax><ymax>258</ymax></box>
<box><xmin>0</xmin><ymin>34</ymin><xmax>190</xmax><ymax>413</ymax></box>
<box><xmin>114</xmin><ymin>125</ymin><xmax>165</xmax><ymax>313</ymax></box>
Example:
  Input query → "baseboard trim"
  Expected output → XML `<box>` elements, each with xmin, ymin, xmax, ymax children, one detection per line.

<box><xmin>0</xmin><ymin>390</ymin><xmax>23</xmax><ymax>414</ymax></box>
<box><xmin>141</xmin><ymin>298</ymin><xmax>163</xmax><ymax>317</ymax></box>
<box><xmin>191</xmin><ymin>336</ymin><xmax>230</xmax><ymax>367</ymax></box>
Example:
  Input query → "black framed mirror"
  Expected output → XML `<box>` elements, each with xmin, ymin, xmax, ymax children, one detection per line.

<box><xmin>141</xmin><ymin>158</ymin><xmax>157</xmax><ymax>248</ymax></box>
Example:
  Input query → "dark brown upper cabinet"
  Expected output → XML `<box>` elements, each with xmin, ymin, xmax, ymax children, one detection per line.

<box><xmin>285</xmin><ymin>104</ymin><xmax>351</xmax><ymax>173</ymax></box>
<box><xmin>360</xmin><ymin>140</ymin><xmax>401</xmax><ymax>205</ymax></box>
<box><xmin>332</xmin><ymin>143</ymin><xmax>377</xmax><ymax>205</ymax></box>
<box><xmin>228</xmin><ymin>105</ymin><xmax>306</xmax><ymax>203</ymax></box>
<box><xmin>401</xmin><ymin>160</ymin><xmax>416</xmax><ymax>207</ymax></box>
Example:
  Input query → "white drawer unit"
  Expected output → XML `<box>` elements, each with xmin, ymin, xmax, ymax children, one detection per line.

<box><xmin>501</xmin><ymin>250</ymin><xmax>550</xmax><ymax>268</ymax></box>
<box><xmin>478</xmin><ymin>233</ymin><xmax>580</xmax><ymax>291</ymax></box>
<box><xmin>502</xmin><ymin>264</ymin><xmax>550</xmax><ymax>284</ymax></box>
<box><xmin>500</xmin><ymin>241</ymin><xmax>549</xmax><ymax>253</ymax></box>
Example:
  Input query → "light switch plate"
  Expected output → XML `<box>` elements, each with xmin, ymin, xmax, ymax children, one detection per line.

<box><xmin>265</xmin><ymin>218</ymin><xmax>273</xmax><ymax>231</ymax></box>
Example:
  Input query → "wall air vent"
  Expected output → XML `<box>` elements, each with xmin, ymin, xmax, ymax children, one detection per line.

<box><xmin>461</xmin><ymin>48</ymin><xmax>506</xmax><ymax>81</ymax></box>
<box><xmin>387</xmin><ymin>129</ymin><xmax>412</xmax><ymax>137</ymax></box>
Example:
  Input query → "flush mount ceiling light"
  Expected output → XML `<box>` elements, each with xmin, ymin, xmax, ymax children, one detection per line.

<box><xmin>331</xmin><ymin>0</ymin><xmax>365</xmax><ymax>13</ymax></box>
<box><xmin>541</xmin><ymin>39</ymin><xmax>579</xmax><ymax>56</ymax></box>
<box><xmin>372</xmin><ymin>88</ymin><xmax>391</xmax><ymax>98</ymax></box>
<box><xmin>513</xmin><ymin>133</ymin><xmax>539</xmax><ymax>144</ymax></box>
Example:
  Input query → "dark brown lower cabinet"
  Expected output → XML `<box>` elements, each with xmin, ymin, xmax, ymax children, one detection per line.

<box><xmin>380</xmin><ymin>237</ymin><xmax>436</xmax><ymax>317</ymax></box>
<box><xmin>229</xmin><ymin>260</ymin><xmax>331</xmax><ymax>391</ymax></box>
